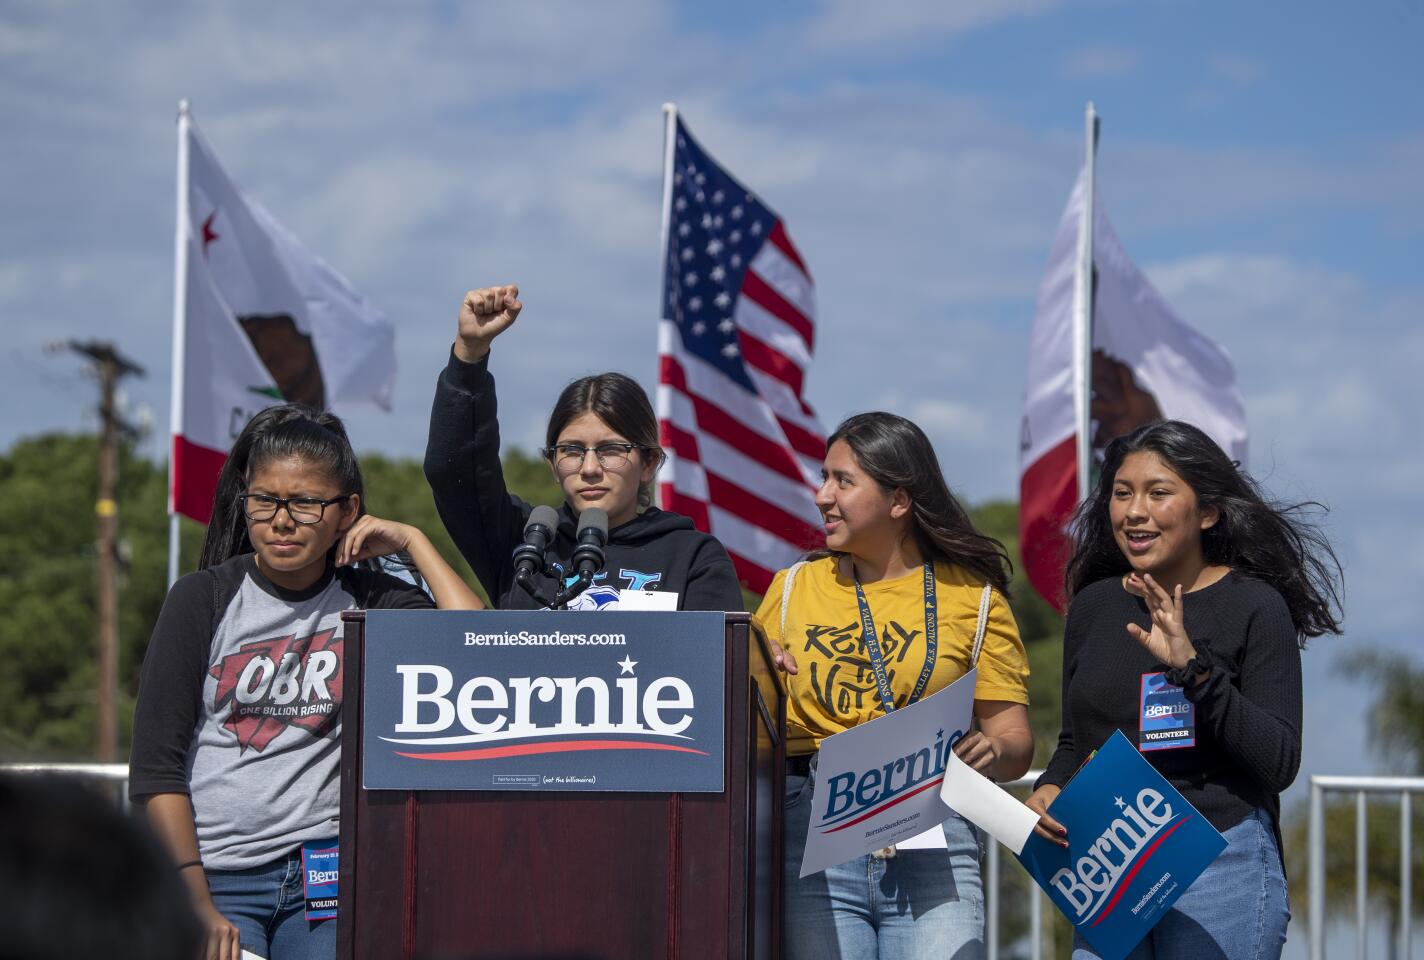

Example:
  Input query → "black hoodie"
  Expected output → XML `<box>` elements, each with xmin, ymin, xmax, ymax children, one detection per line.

<box><xmin>424</xmin><ymin>350</ymin><xmax>744</xmax><ymax>612</ymax></box>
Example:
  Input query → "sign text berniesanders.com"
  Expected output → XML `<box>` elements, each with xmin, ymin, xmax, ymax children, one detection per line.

<box><xmin>361</xmin><ymin>610</ymin><xmax>725</xmax><ymax>792</ymax></box>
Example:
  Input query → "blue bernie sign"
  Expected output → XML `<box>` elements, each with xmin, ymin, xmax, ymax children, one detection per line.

<box><xmin>1016</xmin><ymin>731</ymin><xmax>1227</xmax><ymax>960</ymax></box>
<box><xmin>361</xmin><ymin>610</ymin><xmax>726</xmax><ymax>793</ymax></box>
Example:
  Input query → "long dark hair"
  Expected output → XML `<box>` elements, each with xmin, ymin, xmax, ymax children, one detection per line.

<box><xmin>1064</xmin><ymin>419</ymin><xmax>1343</xmax><ymax>642</ymax></box>
<box><xmin>197</xmin><ymin>404</ymin><xmax>365</xmax><ymax>569</ymax></box>
<box><xmin>819</xmin><ymin>412</ymin><xmax>1011</xmax><ymax>595</ymax></box>
<box><xmin>544</xmin><ymin>372</ymin><xmax>665</xmax><ymax>510</ymax></box>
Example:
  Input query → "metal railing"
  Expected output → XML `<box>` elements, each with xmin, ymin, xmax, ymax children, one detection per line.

<box><xmin>986</xmin><ymin>770</ymin><xmax>1049</xmax><ymax>960</ymax></box>
<box><xmin>0</xmin><ymin>762</ymin><xmax>131</xmax><ymax>810</ymax></box>
<box><xmin>1309</xmin><ymin>774</ymin><xmax>1424</xmax><ymax>960</ymax></box>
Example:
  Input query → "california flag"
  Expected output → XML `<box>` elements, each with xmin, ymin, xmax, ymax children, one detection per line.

<box><xmin>1019</xmin><ymin>168</ymin><xmax>1247</xmax><ymax>610</ymax></box>
<box><xmin>170</xmin><ymin>107</ymin><xmax>395</xmax><ymax>523</ymax></box>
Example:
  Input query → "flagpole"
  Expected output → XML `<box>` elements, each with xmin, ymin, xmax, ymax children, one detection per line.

<box><xmin>658</xmin><ymin>103</ymin><xmax>678</xmax><ymax>287</ymax></box>
<box><xmin>1071</xmin><ymin>101</ymin><xmax>1100</xmax><ymax>503</ymax></box>
<box><xmin>167</xmin><ymin>100</ymin><xmax>192</xmax><ymax>588</ymax></box>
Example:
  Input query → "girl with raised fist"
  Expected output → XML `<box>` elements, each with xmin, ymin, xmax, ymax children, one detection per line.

<box><xmin>1025</xmin><ymin>420</ymin><xmax>1342</xmax><ymax>959</ymax></box>
<box><xmin>424</xmin><ymin>284</ymin><xmax>742</xmax><ymax>611</ymax></box>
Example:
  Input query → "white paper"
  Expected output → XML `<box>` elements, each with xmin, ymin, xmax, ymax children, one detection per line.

<box><xmin>940</xmin><ymin>749</ymin><xmax>1041</xmax><ymax>855</ymax></box>
<box><xmin>799</xmin><ymin>669</ymin><xmax>977</xmax><ymax>877</ymax></box>
<box><xmin>893</xmin><ymin>825</ymin><xmax>949</xmax><ymax>850</ymax></box>
<box><xmin>617</xmin><ymin>589</ymin><xmax>679</xmax><ymax>611</ymax></box>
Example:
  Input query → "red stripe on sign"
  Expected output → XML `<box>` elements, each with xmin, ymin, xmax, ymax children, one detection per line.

<box><xmin>767</xmin><ymin>221</ymin><xmax>812</xmax><ymax>281</ymax></box>
<box><xmin>1019</xmin><ymin>434</ymin><xmax>1077</xmax><ymax>613</ymax></box>
<box><xmin>172</xmin><ymin>434</ymin><xmax>228</xmax><ymax>524</ymax></box>
<box><xmin>1089</xmin><ymin>816</ymin><xmax>1193</xmax><ymax>927</ymax></box>
<box><xmin>822</xmin><ymin>776</ymin><xmax>947</xmax><ymax>833</ymax></box>
<box><xmin>742</xmin><ymin>270</ymin><xmax>814</xmax><ymax>348</ymax></box>
<box><xmin>396</xmin><ymin>740</ymin><xmax>710</xmax><ymax>761</ymax></box>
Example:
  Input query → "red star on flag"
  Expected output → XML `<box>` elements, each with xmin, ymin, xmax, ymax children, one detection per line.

<box><xmin>201</xmin><ymin>211</ymin><xmax>220</xmax><ymax>256</ymax></box>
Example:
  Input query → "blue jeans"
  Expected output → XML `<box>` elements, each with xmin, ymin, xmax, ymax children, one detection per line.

<box><xmin>784</xmin><ymin>757</ymin><xmax>986</xmax><ymax>959</ymax></box>
<box><xmin>205</xmin><ymin>849</ymin><xmax>336</xmax><ymax>960</ymax></box>
<box><xmin>1072</xmin><ymin>808</ymin><xmax>1290</xmax><ymax>960</ymax></box>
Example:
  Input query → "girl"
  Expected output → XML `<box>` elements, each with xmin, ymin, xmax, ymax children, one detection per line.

<box><xmin>758</xmin><ymin>412</ymin><xmax>1034</xmax><ymax>960</ymax></box>
<box><xmin>424</xmin><ymin>283</ymin><xmax>743</xmax><ymax>611</ymax></box>
<box><xmin>130</xmin><ymin>405</ymin><xmax>483</xmax><ymax>960</ymax></box>
<box><xmin>1025</xmin><ymin>420</ymin><xmax>1343</xmax><ymax>960</ymax></box>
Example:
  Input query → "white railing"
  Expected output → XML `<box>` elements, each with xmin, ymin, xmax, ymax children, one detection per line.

<box><xmin>986</xmin><ymin>770</ymin><xmax>1049</xmax><ymax>960</ymax></box>
<box><xmin>0</xmin><ymin>762</ymin><xmax>131</xmax><ymax>810</ymax></box>
<box><xmin>1309</xmin><ymin>774</ymin><xmax>1424</xmax><ymax>960</ymax></box>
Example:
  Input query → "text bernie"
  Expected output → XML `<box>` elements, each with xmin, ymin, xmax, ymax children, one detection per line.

<box><xmin>1050</xmin><ymin>788</ymin><xmax>1174</xmax><ymax>920</ymax></box>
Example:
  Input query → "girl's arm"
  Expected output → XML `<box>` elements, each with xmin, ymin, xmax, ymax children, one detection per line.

<box><xmin>339</xmin><ymin>515</ymin><xmax>485</xmax><ymax>610</ymax></box>
<box><xmin>141</xmin><ymin>793</ymin><xmax>242</xmax><ymax>960</ymax></box>
<box><xmin>955</xmin><ymin>700</ymin><xmax>1034</xmax><ymax>782</ymax></box>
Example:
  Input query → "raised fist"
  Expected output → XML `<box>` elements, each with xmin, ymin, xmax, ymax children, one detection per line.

<box><xmin>455</xmin><ymin>284</ymin><xmax>522</xmax><ymax>362</ymax></box>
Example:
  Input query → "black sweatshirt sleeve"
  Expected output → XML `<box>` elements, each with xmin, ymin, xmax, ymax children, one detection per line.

<box><xmin>1184</xmin><ymin>588</ymin><xmax>1302</xmax><ymax>794</ymax></box>
<box><xmin>423</xmin><ymin>349</ymin><xmax>532</xmax><ymax>605</ymax></box>
<box><xmin>1037</xmin><ymin>594</ymin><xmax>1086</xmax><ymax>790</ymax></box>
<box><xmin>681</xmin><ymin>535</ymin><xmax>745</xmax><ymax>612</ymax></box>
<box><xmin>128</xmin><ymin>570</ymin><xmax>217</xmax><ymax>799</ymax></box>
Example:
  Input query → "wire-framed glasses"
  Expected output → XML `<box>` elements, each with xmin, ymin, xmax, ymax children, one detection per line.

<box><xmin>239</xmin><ymin>493</ymin><xmax>351</xmax><ymax>525</ymax></box>
<box><xmin>542</xmin><ymin>442</ymin><xmax>646</xmax><ymax>474</ymax></box>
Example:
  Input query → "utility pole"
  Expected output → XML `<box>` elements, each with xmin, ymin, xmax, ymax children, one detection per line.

<box><xmin>54</xmin><ymin>341</ymin><xmax>145</xmax><ymax>762</ymax></box>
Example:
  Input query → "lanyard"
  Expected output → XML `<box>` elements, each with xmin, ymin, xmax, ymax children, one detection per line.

<box><xmin>852</xmin><ymin>562</ymin><xmax>938</xmax><ymax>715</ymax></box>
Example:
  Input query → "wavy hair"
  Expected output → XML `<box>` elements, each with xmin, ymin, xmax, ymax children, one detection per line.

<box><xmin>197</xmin><ymin>404</ymin><xmax>364</xmax><ymax>569</ymax></box>
<box><xmin>1064</xmin><ymin>419</ymin><xmax>1343</xmax><ymax>643</ymax></box>
<box><xmin>816</xmin><ymin>412</ymin><xmax>1011</xmax><ymax>595</ymax></box>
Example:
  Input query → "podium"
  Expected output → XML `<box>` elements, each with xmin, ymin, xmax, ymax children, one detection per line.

<box><xmin>335</xmin><ymin>611</ymin><xmax>785</xmax><ymax>960</ymax></box>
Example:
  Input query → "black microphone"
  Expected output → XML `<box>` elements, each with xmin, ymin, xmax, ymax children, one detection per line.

<box><xmin>512</xmin><ymin>505</ymin><xmax>560</xmax><ymax>583</ymax></box>
<box><xmin>571</xmin><ymin>508</ymin><xmax>608</xmax><ymax>582</ymax></box>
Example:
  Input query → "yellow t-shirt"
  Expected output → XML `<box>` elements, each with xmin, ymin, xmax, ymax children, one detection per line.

<box><xmin>753</xmin><ymin>556</ymin><xmax>1029</xmax><ymax>757</ymax></box>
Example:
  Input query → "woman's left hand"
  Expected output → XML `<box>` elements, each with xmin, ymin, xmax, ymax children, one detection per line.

<box><xmin>337</xmin><ymin>515</ymin><xmax>417</xmax><ymax>567</ymax></box>
<box><xmin>1125</xmin><ymin>572</ymin><xmax>1196</xmax><ymax>669</ymax></box>
<box><xmin>951</xmin><ymin>731</ymin><xmax>1001</xmax><ymax>776</ymax></box>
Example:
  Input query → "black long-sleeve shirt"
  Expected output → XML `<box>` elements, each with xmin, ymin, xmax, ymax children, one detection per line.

<box><xmin>1038</xmin><ymin>571</ymin><xmax>1302</xmax><ymax>862</ymax></box>
<box><xmin>423</xmin><ymin>349</ymin><xmax>744</xmax><ymax>612</ymax></box>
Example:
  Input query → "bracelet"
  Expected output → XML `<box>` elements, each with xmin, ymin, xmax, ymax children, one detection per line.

<box><xmin>176</xmin><ymin>859</ymin><xmax>204</xmax><ymax>872</ymax></box>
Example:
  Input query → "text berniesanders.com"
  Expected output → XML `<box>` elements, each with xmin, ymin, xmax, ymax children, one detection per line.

<box><xmin>464</xmin><ymin>631</ymin><xmax>627</xmax><ymax>647</ymax></box>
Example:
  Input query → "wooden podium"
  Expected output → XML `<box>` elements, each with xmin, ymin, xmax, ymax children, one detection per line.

<box><xmin>336</xmin><ymin>611</ymin><xmax>785</xmax><ymax>960</ymax></box>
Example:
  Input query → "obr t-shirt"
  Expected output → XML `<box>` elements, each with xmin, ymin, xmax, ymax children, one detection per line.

<box><xmin>754</xmin><ymin>557</ymin><xmax>1029</xmax><ymax>757</ymax></box>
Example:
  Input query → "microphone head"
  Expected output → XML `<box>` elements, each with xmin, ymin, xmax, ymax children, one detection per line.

<box><xmin>526</xmin><ymin>505</ymin><xmax>560</xmax><ymax>534</ymax></box>
<box><xmin>578</xmin><ymin>508</ymin><xmax>609</xmax><ymax>542</ymax></box>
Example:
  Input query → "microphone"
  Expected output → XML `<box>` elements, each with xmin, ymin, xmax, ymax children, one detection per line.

<box><xmin>571</xmin><ymin>508</ymin><xmax>608</xmax><ymax>582</ymax></box>
<box><xmin>512</xmin><ymin>505</ymin><xmax>560</xmax><ymax>583</ymax></box>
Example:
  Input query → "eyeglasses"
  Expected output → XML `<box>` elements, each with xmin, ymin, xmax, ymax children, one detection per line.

<box><xmin>239</xmin><ymin>493</ymin><xmax>350</xmax><ymax>525</ymax></box>
<box><xmin>542</xmin><ymin>442</ymin><xmax>648</xmax><ymax>474</ymax></box>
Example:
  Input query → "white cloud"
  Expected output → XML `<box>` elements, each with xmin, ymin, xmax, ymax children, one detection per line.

<box><xmin>805</xmin><ymin>0</ymin><xmax>1065</xmax><ymax>51</ymax></box>
<box><xmin>1063</xmin><ymin>45</ymin><xmax>1142</xmax><ymax>78</ymax></box>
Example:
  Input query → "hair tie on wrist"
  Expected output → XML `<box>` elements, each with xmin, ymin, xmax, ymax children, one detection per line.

<box><xmin>1164</xmin><ymin>650</ymin><xmax>1212</xmax><ymax>688</ymax></box>
<box><xmin>176</xmin><ymin>859</ymin><xmax>204</xmax><ymax>872</ymax></box>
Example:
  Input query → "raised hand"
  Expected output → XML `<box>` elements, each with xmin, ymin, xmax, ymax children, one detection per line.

<box><xmin>454</xmin><ymin>284</ymin><xmax>522</xmax><ymax>362</ymax></box>
<box><xmin>1124</xmin><ymin>572</ymin><xmax>1196</xmax><ymax>670</ymax></box>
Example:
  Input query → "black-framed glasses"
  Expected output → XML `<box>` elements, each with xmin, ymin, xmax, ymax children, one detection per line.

<box><xmin>239</xmin><ymin>493</ymin><xmax>351</xmax><ymax>525</ymax></box>
<box><xmin>542</xmin><ymin>442</ymin><xmax>647</xmax><ymax>473</ymax></box>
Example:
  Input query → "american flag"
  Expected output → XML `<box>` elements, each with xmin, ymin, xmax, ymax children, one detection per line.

<box><xmin>656</xmin><ymin>111</ymin><xmax>827</xmax><ymax>595</ymax></box>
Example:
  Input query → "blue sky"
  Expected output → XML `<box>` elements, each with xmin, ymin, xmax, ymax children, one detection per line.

<box><xmin>2</xmin><ymin>0</ymin><xmax>1421</xmax><ymax>942</ymax></box>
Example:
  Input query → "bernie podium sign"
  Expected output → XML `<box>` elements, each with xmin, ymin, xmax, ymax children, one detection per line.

<box><xmin>360</xmin><ymin>610</ymin><xmax>726</xmax><ymax>793</ymax></box>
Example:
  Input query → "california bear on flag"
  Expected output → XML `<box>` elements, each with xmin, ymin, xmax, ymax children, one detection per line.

<box><xmin>1016</xmin><ymin>732</ymin><xmax>1227</xmax><ymax>960</ymax></box>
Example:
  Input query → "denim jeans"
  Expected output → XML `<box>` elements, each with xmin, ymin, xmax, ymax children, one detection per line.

<box><xmin>205</xmin><ymin>848</ymin><xmax>336</xmax><ymax>960</ymax></box>
<box><xmin>784</xmin><ymin>756</ymin><xmax>986</xmax><ymax>960</ymax></box>
<box><xmin>1072</xmin><ymin>808</ymin><xmax>1290</xmax><ymax>960</ymax></box>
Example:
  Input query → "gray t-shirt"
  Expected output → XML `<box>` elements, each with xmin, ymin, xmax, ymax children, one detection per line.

<box><xmin>130</xmin><ymin>554</ymin><xmax>432</xmax><ymax>869</ymax></box>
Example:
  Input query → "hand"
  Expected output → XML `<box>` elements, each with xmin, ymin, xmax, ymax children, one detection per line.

<box><xmin>195</xmin><ymin>898</ymin><xmax>242</xmax><ymax>960</ymax></box>
<box><xmin>337</xmin><ymin>515</ymin><xmax>419</xmax><ymax>567</ymax></box>
<box><xmin>768</xmin><ymin>640</ymin><xmax>799</xmax><ymax>675</ymax></box>
<box><xmin>455</xmin><ymin>284</ymin><xmax>522</xmax><ymax>362</ymax></box>
<box><xmin>1124</xmin><ymin>573</ymin><xmax>1196</xmax><ymax>670</ymax></box>
<box><xmin>1025</xmin><ymin>784</ymin><xmax>1068</xmax><ymax>847</ymax></box>
<box><xmin>952</xmin><ymin>731</ymin><xmax>1002</xmax><ymax>778</ymax></box>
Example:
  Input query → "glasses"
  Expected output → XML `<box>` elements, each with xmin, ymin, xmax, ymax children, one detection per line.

<box><xmin>239</xmin><ymin>493</ymin><xmax>350</xmax><ymax>525</ymax></box>
<box><xmin>542</xmin><ymin>442</ymin><xmax>647</xmax><ymax>474</ymax></box>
